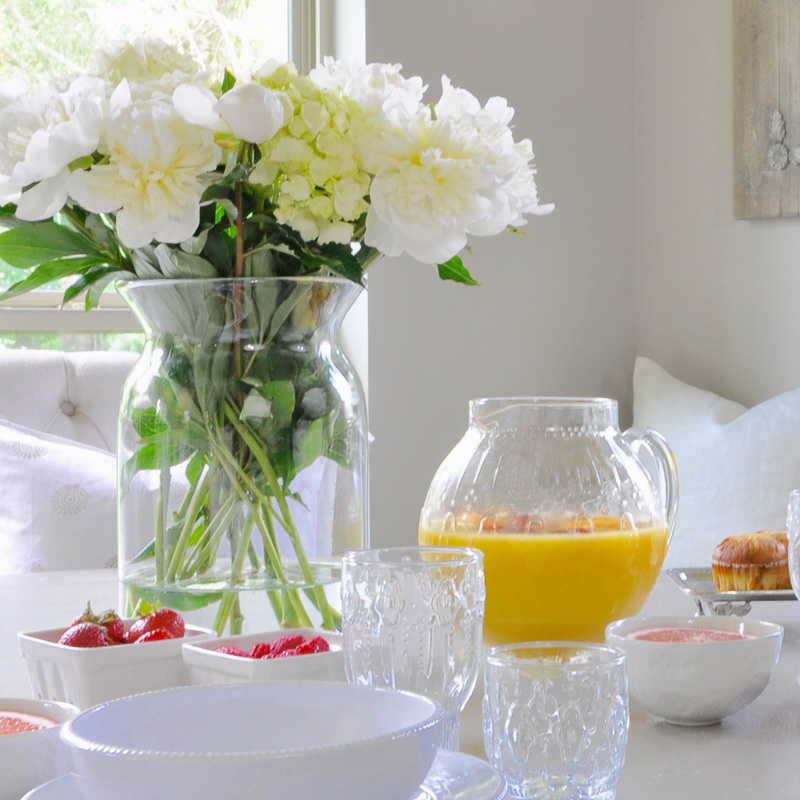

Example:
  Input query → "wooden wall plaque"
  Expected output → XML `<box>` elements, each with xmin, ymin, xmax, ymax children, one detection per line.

<box><xmin>734</xmin><ymin>0</ymin><xmax>800</xmax><ymax>219</ymax></box>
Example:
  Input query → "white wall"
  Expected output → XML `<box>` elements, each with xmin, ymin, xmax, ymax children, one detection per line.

<box><xmin>635</xmin><ymin>1</ymin><xmax>800</xmax><ymax>408</ymax></box>
<box><xmin>365</xmin><ymin>0</ymin><xmax>638</xmax><ymax>547</ymax></box>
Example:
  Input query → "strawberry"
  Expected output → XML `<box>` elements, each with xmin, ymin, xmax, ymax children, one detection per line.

<box><xmin>71</xmin><ymin>603</ymin><xmax>125</xmax><ymax>644</ymax></box>
<box><xmin>58</xmin><ymin>621</ymin><xmax>112</xmax><ymax>648</ymax></box>
<box><xmin>133</xmin><ymin>628</ymin><xmax>174</xmax><ymax>644</ymax></box>
<box><xmin>127</xmin><ymin>608</ymin><xmax>185</xmax><ymax>643</ymax></box>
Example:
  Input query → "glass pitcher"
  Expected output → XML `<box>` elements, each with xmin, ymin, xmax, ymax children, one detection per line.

<box><xmin>418</xmin><ymin>397</ymin><xmax>678</xmax><ymax>643</ymax></box>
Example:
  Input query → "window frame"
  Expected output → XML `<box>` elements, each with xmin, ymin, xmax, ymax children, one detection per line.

<box><xmin>0</xmin><ymin>0</ymin><xmax>365</xmax><ymax>335</ymax></box>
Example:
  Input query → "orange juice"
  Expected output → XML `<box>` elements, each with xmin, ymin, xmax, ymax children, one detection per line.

<box><xmin>418</xmin><ymin>525</ymin><xmax>668</xmax><ymax>644</ymax></box>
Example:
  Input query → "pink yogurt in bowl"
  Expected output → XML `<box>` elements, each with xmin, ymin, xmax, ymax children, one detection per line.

<box><xmin>0</xmin><ymin>698</ymin><xmax>77</xmax><ymax>799</ymax></box>
<box><xmin>629</xmin><ymin>627</ymin><xmax>751</xmax><ymax>643</ymax></box>
<box><xmin>606</xmin><ymin>615</ymin><xmax>783</xmax><ymax>725</ymax></box>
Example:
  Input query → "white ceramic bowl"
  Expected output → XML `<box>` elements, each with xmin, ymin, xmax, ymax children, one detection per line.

<box><xmin>606</xmin><ymin>615</ymin><xmax>783</xmax><ymax>725</ymax></box>
<box><xmin>18</xmin><ymin>621</ymin><xmax>213</xmax><ymax>709</ymax></box>
<box><xmin>182</xmin><ymin>627</ymin><xmax>344</xmax><ymax>685</ymax></box>
<box><xmin>61</xmin><ymin>681</ymin><xmax>443</xmax><ymax>800</ymax></box>
<box><xmin>0</xmin><ymin>697</ymin><xmax>78</xmax><ymax>800</ymax></box>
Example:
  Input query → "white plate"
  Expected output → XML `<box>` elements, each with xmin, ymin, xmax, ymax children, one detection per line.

<box><xmin>22</xmin><ymin>750</ymin><xmax>506</xmax><ymax>800</ymax></box>
<box><xmin>667</xmin><ymin>567</ymin><xmax>796</xmax><ymax>602</ymax></box>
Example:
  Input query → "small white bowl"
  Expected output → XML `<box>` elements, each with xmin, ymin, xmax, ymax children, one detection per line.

<box><xmin>18</xmin><ymin>621</ymin><xmax>214</xmax><ymax>709</ymax></box>
<box><xmin>60</xmin><ymin>681</ymin><xmax>443</xmax><ymax>800</ymax></box>
<box><xmin>606</xmin><ymin>615</ymin><xmax>783</xmax><ymax>725</ymax></box>
<box><xmin>182</xmin><ymin>627</ymin><xmax>344</xmax><ymax>685</ymax></box>
<box><xmin>0</xmin><ymin>697</ymin><xmax>77</xmax><ymax>800</ymax></box>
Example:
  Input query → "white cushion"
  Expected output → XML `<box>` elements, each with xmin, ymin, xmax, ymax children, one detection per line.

<box><xmin>0</xmin><ymin>420</ymin><xmax>117</xmax><ymax>574</ymax></box>
<box><xmin>632</xmin><ymin>357</ymin><xmax>800</xmax><ymax>567</ymax></box>
<box><xmin>0</xmin><ymin>350</ymin><xmax>137</xmax><ymax>452</ymax></box>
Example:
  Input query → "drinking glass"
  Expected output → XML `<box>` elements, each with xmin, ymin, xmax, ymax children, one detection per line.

<box><xmin>786</xmin><ymin>489</ymin><xmax>800</xmax><ymax>595</ymax></box>
<box><xmin>340</xmin><ymin>546</ymin><xmax>485</xmax><ymax>750</ymax></box>
<box><xmin>483</xmin><ymin>642</ymin><xmax>629</xmax><ymax>800</ymax></box>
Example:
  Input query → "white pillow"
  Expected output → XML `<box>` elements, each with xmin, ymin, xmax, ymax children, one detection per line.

<box><xmin>0</xmin><ymin>419</ymin><xmax>117</xmax><ymax>574</ymax></box>
<box><xmin>632</xmin><ymin>357</ymin><xmax>800</xmax><ymax>567</ymax></box>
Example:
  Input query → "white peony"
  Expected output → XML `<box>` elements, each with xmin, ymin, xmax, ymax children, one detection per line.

<box><xmin>90</xmin><ymin>37</ymin><xmax>200</xmax><ymax>87</ymax></box>
<box><xmin>174</xmin><ymin>82</ymin><xmax>286</xmax><ymax>145</ymax></box>
<box><xmin>0</xmin><ymin>77</ymin><xmax>106</xmax><ymax>220</ymax></box>
<box><xmin>310</xmin><ymin>58</ymin><xmax>425</xmax><ymax>124</ymax></box>
<box><xmin>214</xmin><ymin>83</ymin><xmax>285</xmax><ymax>143</ymax></box>
<box><xmin>364</xmin><ymin>78</ymin><xmax>553</xmax><ymax>264</ymax></box>
<box><xmin>67</xmin><ymin>98</ymin><xmax>221</xmax><ymax>249</ymax></box>
<box><xmin>434</xmin><ymin>77</ymin><xmax>554</xmax><ymax>232</ymax></box>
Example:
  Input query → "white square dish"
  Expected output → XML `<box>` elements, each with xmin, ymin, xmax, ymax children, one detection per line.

<box><xmin>182</xmin><ymin>627</ymin><xmax>344</xmax><ymax>684</ymax></box>
<box><xmin>18</xmin><ymin>622</ymin><xmax>214</xmax><ymax>709</ymax></box>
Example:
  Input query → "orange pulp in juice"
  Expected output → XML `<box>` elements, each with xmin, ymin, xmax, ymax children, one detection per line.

<box><xmin>418</xmin><ymin>524</ymin><xmax>668</xmax><ymax>644</ymax></box>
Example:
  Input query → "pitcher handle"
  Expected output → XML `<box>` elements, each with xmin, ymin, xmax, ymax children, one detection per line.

<box><xmin>620</xmin><ymin>427</ymin><xmax>679</xmax><ymax>543</ymax></box>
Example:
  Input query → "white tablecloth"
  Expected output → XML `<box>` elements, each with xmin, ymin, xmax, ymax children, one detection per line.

<box><xmin>2</xmin><ymin>570</ymin><xmax>798</xmax><ymax>798</ymax></box>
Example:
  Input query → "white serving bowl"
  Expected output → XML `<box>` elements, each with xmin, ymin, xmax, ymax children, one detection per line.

<box><xmin>182</xmin><ymin>627</ymin><xmax>344</xmax><ymax>685</ymax></box>
<box><xmin>18</xmin><ymin>621</ymin><xmax>214</xmax><ymax>709</ymax></box>
<box><xmin>606</xmin><ymin>615</ymin><xmax>783</xmax><ymax>725</ymax></box>
<box><xmin>61</xmin><ymin>681</ymin><xmax>443</xmax><ymax>800</ymax></box>
<box><xmin>0</xmin><ymin>697</ymin><xmax>78</xmax><ymax>800</ymax></box>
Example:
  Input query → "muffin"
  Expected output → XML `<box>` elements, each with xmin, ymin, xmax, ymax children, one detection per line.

<box><xmin>711</xmin><ymin>531</ymin><xmax>791</xmax><ymax>591</ymax></box>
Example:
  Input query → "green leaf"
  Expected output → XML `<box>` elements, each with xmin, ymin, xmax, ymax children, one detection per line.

<box><xmin>131</xmin><ymin>539</ymin><xmax>156</xmax><ymax>563</ymax></box>
<box><xmin>84</xmin><ymin>214</ymin><xmax>117</xmax><ymax>251</ymax></box>
<box><xmin>132</xmin><ymin>407</ymin><xmax>168</xmax><ymax>439</ymax></box>
<box><xmin>0</xmin><ymin>221</ymin><xmax>103</xmax><ymax>267</ymax></box>
<box><xmin>323</xmin><ymin>254</ymin><xmax>365</xmax><ymax>284</ymax></box>
<box><xmin>185</xmin><ymin>453</ymin><xmax>206</xmax><ymax>487</ymax></box>
<box><xmin>85</xmin><ymin>270</ymin><xmax>130</xmax><ymax>309</ymax></box>
<box><xmin>126</xmin><ymin>246</ymin><xmax>160</xmax><ymax>279</ymax></box>
<box><xmin>293</xmin><ymin>417</ymin><xmax>327</xmax><ymax>473</ymax></box>
<box><xmin>153</xmin><ymin>243</ymin><xmax>217</xmax><ymax>279</ymax></box>
<box><xmin>221</xmin><ymin>68</ymin><xmax>236</xmax><ymax>94</ymax></box>
<box><xmin>58</xmin><ymin>266</ymin><xmax>127</xmax><ymax>306</ymax></box>
<box><xmin>129</xmin><ymin>586</ymin><xmax>223</xmax><ymax>612</ymax></box>
<box><xmin>437</xmin><ymin>255</ymin><xmax>479</xmax><ymax>285</ymax></box>
<box><xmin>179</xmin><ymin>229</ymin><xmax>210</xmax><ymax>256</ymax></box>
<box><xmin>0</xmin><ymin>255</ymin><xmax>110</xmax><ymax>299</ymax></box>
<box><xmin>122</xmin><ymin>438</ymin><xmax>193</xmax><ymax>480</ymax></box>
<box><xmin>261</xmin><ymin>381</ymin><xmax>295</xmax><ymax>427</ymax></box>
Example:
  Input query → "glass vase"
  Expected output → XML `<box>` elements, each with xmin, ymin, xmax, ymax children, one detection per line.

<box><xmin>117</xmin><ymin>277</ymin><xmax>368</xmax><ymax>635</ymax></box>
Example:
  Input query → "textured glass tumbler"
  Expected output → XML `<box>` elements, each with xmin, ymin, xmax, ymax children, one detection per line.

<box><xmin>341</xmin><ymin>546</ymin><xmax>485</xmax><ymax>750</ymax></box>
<box><xmin>483</xmin><ymin>643</ymin><xmax>629</xmax><ymax>800</ymax></box>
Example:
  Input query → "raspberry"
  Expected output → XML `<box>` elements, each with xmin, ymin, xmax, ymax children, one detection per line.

<box><xmin>215</xmin><ymin>646</ymin><xmax>250</xmax><ymax>658</ymax></box>
<box><xmin>307</xmin><ymin>635</ymin><xmax>330</xmax><ymax>653</ymax></box>
<box><xmin>250</xmin><ymin>642</ymin><xmax>273</xmax><ymax>659</ymax></box>
<box><xmin>268</xmin><ymin>633</ymin><xmax>305</xmax><ymax>655</ymax></box>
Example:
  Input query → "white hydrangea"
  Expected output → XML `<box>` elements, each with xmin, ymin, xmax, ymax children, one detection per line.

<box><xmin>67</xmin><ymin>98</ymin><xmax>221</xmax><ymax>249</ymax></box>
<box><xmin>252</xmin><ymin>64</ymin><xmax>374</xmax><ymax>246</ymax></box>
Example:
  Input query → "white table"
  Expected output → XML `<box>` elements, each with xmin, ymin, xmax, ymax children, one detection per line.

<box><xmin>2</xmin><ymin>570</ymin><xmax>798</xmax><ymax>798</ymax></box>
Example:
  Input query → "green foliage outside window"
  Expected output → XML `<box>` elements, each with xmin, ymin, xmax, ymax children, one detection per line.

<box><xmin>0</xmin><ymin>0</ymin><xmax>288</xmax><ymax>350</ymax></box>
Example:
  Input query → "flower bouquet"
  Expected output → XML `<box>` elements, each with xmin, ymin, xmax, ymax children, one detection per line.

<box><xmin>0</xmin><ymin>38</ymin><xmax>552</xmax><ymax>634</ymax></box>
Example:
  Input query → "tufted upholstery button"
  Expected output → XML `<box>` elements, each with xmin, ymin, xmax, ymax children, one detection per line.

<box><xmin>60</xmin><ymin>401</ymin><xmax>77</xmax><ymax>417</ymax></box>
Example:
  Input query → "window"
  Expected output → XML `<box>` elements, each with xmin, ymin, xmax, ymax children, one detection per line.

<box><xmin>0</xmin><ymin>0</ymin><xmax>365</xmax><ymax>351</ymax></box>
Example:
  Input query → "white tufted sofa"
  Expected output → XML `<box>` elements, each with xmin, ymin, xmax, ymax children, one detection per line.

<box><xmin>0</xmin><ymin>350</ymin><xmax>138</xmax><ymax>451</ymax></box>
<box><xmin>0</xmin><ymin>349</ymin><xmax>138</xmax><ymax>573</ymax></box>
